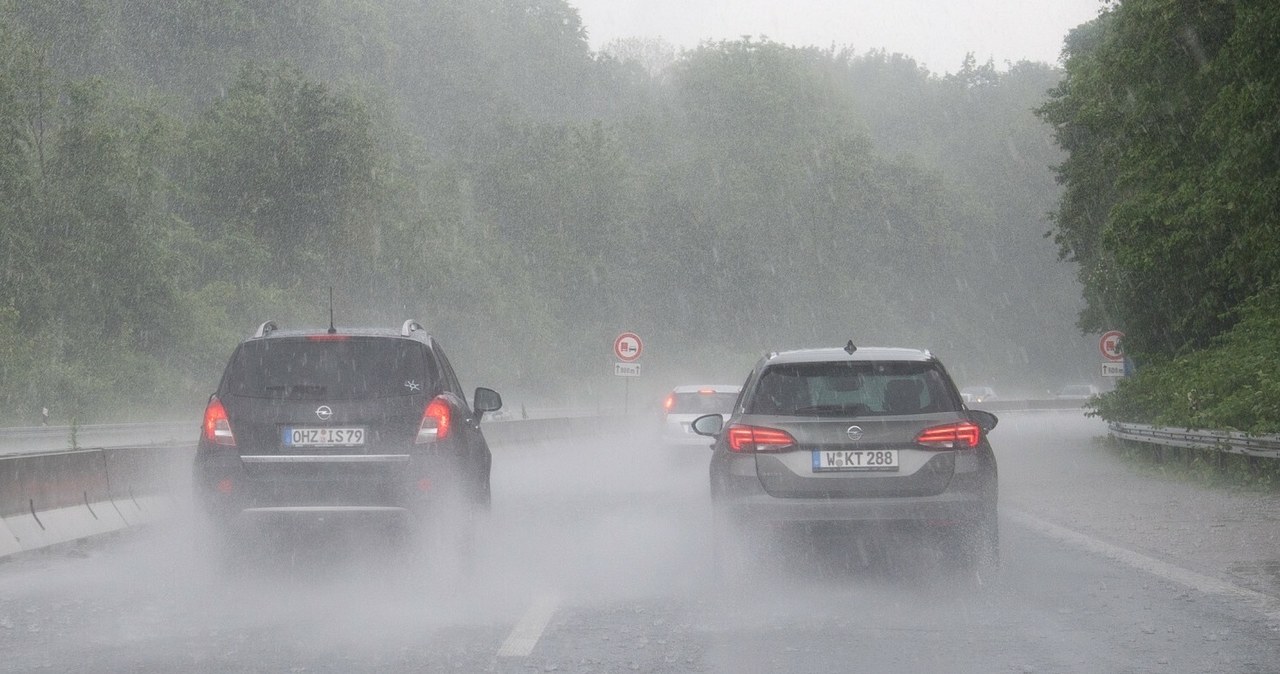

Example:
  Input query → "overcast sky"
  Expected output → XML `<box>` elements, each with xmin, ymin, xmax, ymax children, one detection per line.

<box><xmin>569</xmin><ymin>0</ymin><xmax>1107</xmax><ymax>74</ymax></box>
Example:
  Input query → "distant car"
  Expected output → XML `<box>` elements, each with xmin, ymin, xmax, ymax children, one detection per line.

<box><xmin>694</xmin><ymin>344</ymin><xmax>1000</xmax><ymax>578</ymax></box>
<box><xmin>660</xmin><ymin>385</ymin><xmax>741</xmax><ymax>447</ymax></box>
<box><xmin>192</xmin><ymin>319</ymin><xmax>502</xmax><ymax>554</ymax></box>
<box><xmin>1055</xmin><ymin>384</ymin><xmax>1101</xmax><ymax>400</ymax></box>
<box><xmin>960</xmin><ymin>386</ymin><xmax>998</xmax><ymax>404</ymax></box>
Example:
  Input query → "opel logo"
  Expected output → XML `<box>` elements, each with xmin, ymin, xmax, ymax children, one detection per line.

<box><xmin>316</xmin><ymin>405</ymin><xmax>333</xmax><ymax>421</ymax></box>
<box><xmin>846</xmin><ymin>425</ymin><xmax>864</xmax><ymax>441</ymax></box>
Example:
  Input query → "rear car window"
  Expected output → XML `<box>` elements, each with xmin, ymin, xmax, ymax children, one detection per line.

<box><xmin>668</xmin><ymin>392</ymin><xmax>739</xmax><ymax>414</ymax></box>
<box><xmin>222</xmin><ymin>337</ymin><xmax>436</xmax><ymax>400</ymax></box>
<box><xmin>747</xmin><ymin>361</ymin><xmax>958</xmax><ymax>416</ymax></box>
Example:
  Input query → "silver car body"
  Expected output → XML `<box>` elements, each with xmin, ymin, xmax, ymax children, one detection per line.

<box><xmin>702</xmin><ymin>347</ymin><xmax>998</xmax><ymax>536</ymax></box>
<box><xmin>661</xmin><ymin>384</ymin><xmax>742</xmax><ymax>447</ymax></box>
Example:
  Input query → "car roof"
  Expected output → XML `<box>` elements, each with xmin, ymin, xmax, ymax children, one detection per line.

<box><xmin>670</xmin><ymin>384</ymin><xmax>741</xmax><ymax>394</ymax></box>
<box><xmin>763</xmin><ymin>346</ymin><xmax>935</xmax><ymax>365</ymax></box>
<box><xmin>244</xmin><ymin>320</ymin><xmax>434</xmax><ymax>344</ymax></box>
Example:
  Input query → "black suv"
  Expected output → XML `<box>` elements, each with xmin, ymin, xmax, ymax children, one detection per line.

<box><xmin>693</xmin><ymin>344</ymin><xmax>999</xmax><ymax>577</ymax></box>
<box><xmin>193</xmin><ymin>319</ymin><xmax>502</xmax><ymax>546</ymax></box>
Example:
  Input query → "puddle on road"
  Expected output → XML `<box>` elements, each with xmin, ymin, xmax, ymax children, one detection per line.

<box><xmin>1227</xmin><ymin>560</ymin><xmax>1280</xmax><ymax>597</ymax></box>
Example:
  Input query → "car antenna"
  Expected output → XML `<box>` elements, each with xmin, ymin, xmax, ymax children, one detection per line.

<box><xmin>327</xmin><ymin>287</ymin><xmax>337</xmax><ymax>334</ymax></box>
<box><xmin>844</xmin><ymin>340</ymin><xmax>857</xmax><ymax>354</ymax></box>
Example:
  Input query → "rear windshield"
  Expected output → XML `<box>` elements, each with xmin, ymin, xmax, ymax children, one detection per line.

<box><xmin>747</xmin><ymin>361</ymin><xmax>958</xmax><ymax>417</ymax></box>
<box><xmin>668</xmin><ymin>391</ymin><xmax>739</xmax><ymax>415</ymax></box>
<box><xmin>222</xmin><ymin>337</ymin><xmax>436</xmax><ymax>400</ymax></box>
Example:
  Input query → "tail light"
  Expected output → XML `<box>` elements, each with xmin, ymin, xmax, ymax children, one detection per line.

<box><xmin>726</xmin><ymin>424</ymin><xmax>796</xmax><ymax>453</ymax></box>
<box><xmin>416</xmin><ymin>396</ymin><xmax>452</xmax><ymax>442</ymax></box>
<box><xmin>663</xmin><ymin>394</ymin><xmax>675</xmax><ymax>411</ymax></box>
<box><xmin>915</xmin><ymin>421</ymin><xmax>981</xmax><ymax>449</ymax></box>
<box><xmin>202</xmin><ymin>397</ymin><xmax>236</xmax><ymax>446</ymax></box>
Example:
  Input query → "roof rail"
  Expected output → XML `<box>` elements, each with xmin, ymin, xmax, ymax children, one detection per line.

<box><xmin>255</xmin><ymin>320</ymin><xmax>278</xmax><ymax>338</ymax></box>
<box><xmin>400</xmin><ymin>319</ymin><xmax>424</xmax><ymax>337</ymax></box>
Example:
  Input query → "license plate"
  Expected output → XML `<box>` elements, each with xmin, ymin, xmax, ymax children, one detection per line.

<box><xmin>282</xmin><ymin>427</ymin><xmax>366</xmax><ymax>447</ymax></box>
<box><xmin>812</xmin><ymin>449</ymin><xmax>899</xmax><ymax>472</ymax></box>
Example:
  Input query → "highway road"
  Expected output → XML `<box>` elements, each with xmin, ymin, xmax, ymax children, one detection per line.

<box><xmin>2</xmin><ymin>412</ymin><xmax>1278</xmax><ymax>672</ymax></box>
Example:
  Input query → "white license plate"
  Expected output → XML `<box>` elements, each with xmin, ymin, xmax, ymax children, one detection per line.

<box><xmin>282</xmin><ymin>427</ymin><xmax>366</xmax><ymax>447</ymax></box>
<box><xmin>812</xmin><ymin>449</ymin><xmax>899</xmax><ymax>472</ymax></box>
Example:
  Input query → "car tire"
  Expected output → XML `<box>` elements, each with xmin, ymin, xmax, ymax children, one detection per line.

<box><xmin>955</xmin><ymin>510</ymin><xmax>1000</xmax><ymax>587</ymax></box>
<box><xmin>711</xmin><ymin>508</ymin><xmax>751</xmax><ymax>586</ymax></box>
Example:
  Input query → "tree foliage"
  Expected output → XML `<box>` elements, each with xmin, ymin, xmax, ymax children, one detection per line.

<box><xmin>1039</xmin><ymin>0</ymin><xmax>1280</xmax><ymax>428</ymax></box>
<box><xmin>0</xmin><ymin>1</ymin><xmax>1092</xmax><ymax>422</ymax></box>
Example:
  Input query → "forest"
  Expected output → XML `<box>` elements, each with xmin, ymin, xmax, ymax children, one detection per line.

<box><xmin>1040</xmin><ymin>0</ymin><xmax>1280</xmax><ymax>433</ymax></box>
<box><xmin>1</xmin><ymin>0</ymin><xmax>1106</xmax><ymax>423</ymax></box>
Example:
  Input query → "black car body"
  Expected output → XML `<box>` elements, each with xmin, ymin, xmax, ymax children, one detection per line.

<box><xmin>192</xmin><ymin>320</ymin><xmax>501</xmax><ymax>539</ymax></box>
<box><xmin>695</xmin><ymin>345</ymin><xmax>999</xmax><ymax>574</ymax></box>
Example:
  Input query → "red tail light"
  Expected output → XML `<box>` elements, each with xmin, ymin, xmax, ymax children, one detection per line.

<box><xmin>726</xmin><ymin>424</ymin><xmax>796</xmax><ymax>453</ymax></box>
<box><xmin>915</xmin><ymin>421</ymin><xmax>981</xmax><ymax>449</ymax></box>
<box><xmin>663</xmin><ymin>394</ymin><xmax>675</xmax><ymax>411</ymax></box>
<box><xmin>416</xmin><ymin>396</ymin><xmax>451</xmax><ymax>442</ymax></box>
<box><xmin>306</xmin><ymin>334</ymin><xmax>349</xmax><ymax>341</ymax></box>
<box><xmin>202</xmin><ymin>397</ymin><xmax>236</xmax><ymax>446</ymax></box>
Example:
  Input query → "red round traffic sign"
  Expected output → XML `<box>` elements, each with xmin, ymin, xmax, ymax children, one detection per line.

<box><xmin>614</xmin><ymin>332</ymin><xmax>643</xmax><ymax>362</ymax></box>
<box><xmin>1100</xmin><ymin>330</ymin><xmax>1125</xmax><ymax>362</ymax></box>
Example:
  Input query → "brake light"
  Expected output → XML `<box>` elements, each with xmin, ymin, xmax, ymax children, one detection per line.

<box><xmin>698</xmin><ymin>388</ymin><xmax>715</xmax><ymax>394</ymax></box>
<box><xmin>663</xmin><ymin>394</ymin><xmax>675</xmax><ymax>411</ymax></box>
<box><xmin>915</xmin><ymin>421</ymin><xmax>981</xmax><ymax>449</ymax></box>
<box><xmin>202</xmin><ymin>397</ymin><xmax>236</xmax><ymax>446</ymax></box>
<box><xmin>726</xmin><ymin>424</ymin><xmax>796</xmax><ymax>453</ymax></box>
<box><xmin>416</xmin><ymin>396</ymin><xmax>451</xmax><ymax>442</ymax></box>
<box><xmin>306</xmin><ymin>334</ymin><xmax>349</xmax><ymax>341</ymax></box>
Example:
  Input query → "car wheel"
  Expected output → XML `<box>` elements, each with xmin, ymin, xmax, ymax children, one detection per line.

<box><xmin>711</xmin><ymin>508</ymin><xmax>751</xmax><ymax>585</ymax></box>
<box><xmin>955</xmin><ymin>510</ymin><xmax>1000</xmax><ymax>587</ymax></box>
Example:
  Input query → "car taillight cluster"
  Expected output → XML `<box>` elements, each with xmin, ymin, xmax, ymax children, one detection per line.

<box><xmin>416</xmin><ymin>396</ymin><xmax>452</xmax><ymax>443</ymax></box>
<box><xmin>202</xmin><ymin>397</ymin><xmax>236</xmax><ymax>446</ymax></box>
<box><xmin>725</xmin><ymin>424</ymin><xmax>796</xmax><ymax>453</ymax></box>
<box><xmin>915</xmin><ymin>421</ymin><xmax>981</xmax><ymax>449</ymax></box>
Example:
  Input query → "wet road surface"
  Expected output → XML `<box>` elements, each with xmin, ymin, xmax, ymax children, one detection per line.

<box><xmin>2</xmin><ymin>413</ymin><xmax>1278</xmax><ymax>673</ymax></box>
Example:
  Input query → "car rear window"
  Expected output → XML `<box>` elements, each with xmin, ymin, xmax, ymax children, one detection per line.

<box><xmin>747</xmin><ymin>361</ymin><xmax>958</xmax><ymax>416</ymax></box>
<box><xmin>668</xmin><ymin>392</ymin><xmax>738</xmax><ymax>414</ymax></box>
<box><xmin>222</xmin><ymin>337</ymin><xmax>436</xmax><ymax>400</ymax></box>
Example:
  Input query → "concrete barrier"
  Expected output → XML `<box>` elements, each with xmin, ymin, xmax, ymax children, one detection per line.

<box><xmin>102</xmin><ymin>445</ymin><xmax>194</xmax><ymax>526</ymax></box>
<box><xmin>0</xmin><ymin>450</ymin><xmax>129</xmax><ymax>553</ymax></box>
<box><xmin>0</xmin><ymin>417</ymin><xmax>626</xmax><ymax>559</ymax></box>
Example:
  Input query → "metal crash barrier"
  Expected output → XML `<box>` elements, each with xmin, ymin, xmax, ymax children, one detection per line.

<box><xmin>1108</xmin><ymin>421</ymin><xmax>1280</xmax><ymax>459</ymax></box>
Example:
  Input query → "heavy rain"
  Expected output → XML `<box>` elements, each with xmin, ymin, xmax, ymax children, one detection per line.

<box><xmin>2</xmin><ymin>1</ymin><xmax>1280</xmax><ymax>672</ymax></box>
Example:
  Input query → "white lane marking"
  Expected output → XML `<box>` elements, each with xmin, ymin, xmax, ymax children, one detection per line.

<box><xmin>497</xmin><ymin>593</ymin><xmax>560</xmax><ymax>657</ymax></box>
<box><xmin>1008</xmin><ymin>509</ymin><xmax>1280</xmax><ymax>623</ymax></box>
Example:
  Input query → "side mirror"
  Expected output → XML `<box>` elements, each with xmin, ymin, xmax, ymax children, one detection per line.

<box><xmin>691</xmin><ymin>414</ymin><xmax>724</xmax><ymax>437</ymax></box>
<box><xmin>968</xmin><ymin>409</ymin><xmax>998</xmax><ymax>433</ymax></box>
<box><xmin>473</xmin><ymin>387</ymin><xmax>502</xmax><ymax>414</ymax></box>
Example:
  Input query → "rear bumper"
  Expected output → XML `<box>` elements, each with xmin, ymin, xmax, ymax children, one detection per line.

<box><xmin>717</xmin><ymin>490</ymin><xmax>990</xmax><ymax>524</ymax></box>
<box><xmin>192</xmin><ymin>444</ymin><xmax>471</xmax><ymax>523</ymax></box>
<box><xmin>710</xmin><ymin>449</ymin><xmax>996</xmax><ymax>525</ymax></box>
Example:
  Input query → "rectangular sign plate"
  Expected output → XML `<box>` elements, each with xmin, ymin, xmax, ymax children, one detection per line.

<box><xmin>812</xmin><ymin>449</ymin><xmax>899</xmax><ymax>472</ymax></box>
<box><xmin>282</xmin><ymin>427</ymin><xmax>366</xmax><ymax>447</ymax></box>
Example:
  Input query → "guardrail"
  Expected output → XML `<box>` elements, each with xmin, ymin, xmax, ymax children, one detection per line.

<box><xmin>1108</xmin><ymin>421</ymin><xmax>1280</xmax><ymax>459</ymax></box>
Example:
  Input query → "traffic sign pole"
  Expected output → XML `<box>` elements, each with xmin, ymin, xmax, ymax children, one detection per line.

<box><xmin>613</xmin><ymin>332</ymin><xmax>644</xmax><ymax>415</ymax></box>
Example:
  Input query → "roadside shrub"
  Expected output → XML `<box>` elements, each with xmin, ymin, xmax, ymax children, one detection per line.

<box><xmin>1091</xmin><ymin>285</ymin><xmax>1280</xmax><ymax>433</ymax></box>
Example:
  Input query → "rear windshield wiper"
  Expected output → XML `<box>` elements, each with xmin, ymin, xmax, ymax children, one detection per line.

<box><xmin>791</xmin><ymin>404</ymin><xmax>873</xmax><ymax>416</ymax></box>
<box><xmin>263</xmin><ymin>384</ymin><xmax>328</xmax><ymax>398</ymax></box>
